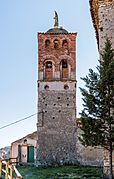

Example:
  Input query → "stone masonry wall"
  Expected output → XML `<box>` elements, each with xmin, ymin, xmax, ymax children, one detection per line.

<box><xmin>37</xmin><ymin>89</ymin><xmax>77</xmax><ymax>166</ymax></box>
<box><xmin>37</xmin><ymin>31</ymin><xmax>77</xmax><ymax>166</ymax></box>
<box><xmin>90</xmin><ymin>0</ymin><xmax>114</xmax><ymax>177</ymax></box>
<box><xmin>37</xmin><ymin>25</ymin><xmax>104</xmax><ymax>167</ymax></box>
<box><xmin>99</xmin><ymin>0</ymin><xmax>114</xmax><ymax>49</ymax></box>
<box><xmin>77</xmin><ymin>128</ymin><xmax>103</xmax><ymax>166</ymax></box>
<box><xmin>90</xmin><ymin>0</ymin><xmax>114</xmax><ymax>49</ymax></box>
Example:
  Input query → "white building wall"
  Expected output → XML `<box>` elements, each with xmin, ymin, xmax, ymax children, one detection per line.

<box><xmin>11</xmin><ymin>137</ymin><xmax>37</xmax><ymax>163</ymax></box>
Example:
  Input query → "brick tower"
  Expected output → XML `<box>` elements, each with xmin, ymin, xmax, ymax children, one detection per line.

<box><xmin>36</xmin><ymin>12</ymin><xmax>77</xmax><ymax>166</ymax></box>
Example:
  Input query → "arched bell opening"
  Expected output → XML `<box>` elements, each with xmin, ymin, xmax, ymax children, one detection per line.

<box><xmin>45</xmin><ymin>39</ymin><xmax>50</xmax><ymax>48</ymax></box>
<box><xmin>44</xmin><ymin>61</ymin><xmax>54</xmax><ymax>81</ymax></box>
<box><xmin>62</xmin><ymin>39</ymin><xmax>68</xmax><ymax>49</ymax></box>
<box><xmin>60</xmin><ymin>59</ymin><xmax>69</xmax><ymax>80</ymax></box>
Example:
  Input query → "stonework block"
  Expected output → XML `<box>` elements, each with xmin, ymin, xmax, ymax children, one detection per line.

<box><xmin>90</xmin><ymin>0</ymin><xmax>114</xmax><ymax>176</ymax></box>
<box><xmin>90</xmin><ymin>0</ymin><xmax>114</xmax><ymax>49</ymax></box>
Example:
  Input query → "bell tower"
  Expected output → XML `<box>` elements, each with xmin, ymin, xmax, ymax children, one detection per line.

<box><xmin>37</xmin><ymin>12</ymin><xmax>77</xmax><ymax>166</ymax></box>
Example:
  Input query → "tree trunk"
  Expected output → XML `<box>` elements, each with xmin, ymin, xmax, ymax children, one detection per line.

<box><xmin>109</xmin><ymin>141</ymin><xmax>113</xmax><ymax>179</ymax></box>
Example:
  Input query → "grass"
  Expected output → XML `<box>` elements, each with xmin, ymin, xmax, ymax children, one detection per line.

<box><xmin>17</xmin><ymin>165</ymin><xmax>103</xmax><ymax>179</ymax></box>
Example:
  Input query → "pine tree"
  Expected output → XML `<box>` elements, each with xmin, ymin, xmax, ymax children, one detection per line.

<box><xmin>79</xmin><ymin>39</ymin><xmax>114</xmax><ymax>179</ymax></box>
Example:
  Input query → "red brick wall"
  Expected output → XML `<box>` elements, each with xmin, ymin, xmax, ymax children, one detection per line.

<box><xmin>38</xmin><ymin>33</ymin><xmax>77</xmax><ymax>81</ymax></box>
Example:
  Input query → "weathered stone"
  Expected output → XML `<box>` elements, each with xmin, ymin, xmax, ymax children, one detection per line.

<box><xmin>90</xmin><ymin>0</ymin><xmax>114</xmax><ymax>177</ymax></box>
<box><xmin>77</xmin><ymin>128</ymin><xmax>103</xmax><ymax>166</ymax></box>
<box><xmin>36</xmin><ymin>13</ymin><xmax>104</xmax><ymax>167</ymax></box>
<box><xmin>36</xmin><ymin>23</ymin><xmax>77</xmax><ymax>166</ymax></box>
<box><xmin>90</xmin><ymin>0</ymin><xmax>114</xmax><ymax>49</ymax></box>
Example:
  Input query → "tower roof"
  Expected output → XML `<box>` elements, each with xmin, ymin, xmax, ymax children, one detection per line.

<box><xmin>46</xmin><ymin>11</ymin><xmax>68</xmax><ymax>34</ymax></box>
<box><xmin>46</xmin><ymin>27</ymin><xmax>68</xmax><ymax>34</ymax></box>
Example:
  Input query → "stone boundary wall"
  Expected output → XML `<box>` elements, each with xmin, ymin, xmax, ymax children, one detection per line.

<box><xmin>77</xmin><ymin>128</ymin><xmax>103</xmax><ymax>166</ymax></box>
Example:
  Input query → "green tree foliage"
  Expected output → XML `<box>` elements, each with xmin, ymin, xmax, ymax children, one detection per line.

<box><xmin>79</xmin><ymin>39</ymin><xmax>114</xmax><ymax>179</ymax></box>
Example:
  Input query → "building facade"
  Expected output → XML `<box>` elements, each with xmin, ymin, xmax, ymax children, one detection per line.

<box><xmin>90</xmin><ymin>0</ymin><xmax>114</xmax><ymax>177</ymax></box>
<box><xmin>10</xmin><ymin>131</ymin><xmax>37</xmax><ymax>164</ymax></box>
<box><xmin>36</xmin><ymin>12</ymin><xmax>78</xmax><ymax>166</ymax></box>
<box><xmin>90</xmin><ymin>0</ymin><xmax>114</xmax><ymax>50</ymax></box>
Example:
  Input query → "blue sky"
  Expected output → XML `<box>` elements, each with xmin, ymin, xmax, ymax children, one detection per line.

<box><xmin>0</xmin><ymin>0</ymin><xmax>99</xmax><ymax>147</ymax></box>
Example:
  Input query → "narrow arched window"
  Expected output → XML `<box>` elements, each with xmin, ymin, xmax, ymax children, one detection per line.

<box><xmin>62</xmin><ymin>60</ymin><xmax>67</xmax><ymax>68</ymax></box>
<box><xmin>45</xmin><ymin>39</ymin><xmax>50</xmax><ymax>48</ymax></box>
<box><xmin>60</xmin><ymin>59</ymin><xmax>68</xmax><ymax>79</ymax></box>
<box><xmin>62</xmin><ymin>39</ymin><xmax>68</xmax><ymax>48</ymax></box>
<box><xmin>45</xmin><ymin>61</ymin><xmax>53</xmax><ymax>80</ymax></box>
<box><xmin>46</xmin><ymin>61</ymin><xmax>52</xmax><ymax>68</ymax></box>
<box><xmin>54</xmin><ymin>39</ymin><xmax>59</xmax><ymax>49</ymax></box>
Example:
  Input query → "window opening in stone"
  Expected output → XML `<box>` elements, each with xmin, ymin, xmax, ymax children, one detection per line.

<box><xmin>44</xmin><ymin>85</ymin><xmax>49</xmax><ymax>90</ymax></box>
<box><xmin>24</xmin><ymin>139</ymin><xmax>27</xmax><ymax>143</ymax></box>
<box><xmin>62</xmin><ymin>60</ymin><xmax>68</xmax><ymax>68</ymax></box>
<box><xmin>60</xmin><ymin>59</ymin><xmax>68</xmax><ymax>79</ymax></box>
<box><xmin>45</xmin><ymin>111</ymin><xmax>47</xmax><ymax>113</ymax></box>
<box><xmin>54</xmin><ymin>39</ymin><xmax>59</xmax><ymax>49</ymax></box>
<box><xmin>62</xmin><ymin>39</ymin><xmax>68</xmax><ymax>48</ymax></box>
<box><xmin>67</xmin><ymin>104</ymin><xmax>69</xmax><ymax>106</ymax></box>
<box><xmin>59</xmin><ymin>110</ymin><xmax>61</xmax><ymax>113</ymax></box>
<box><xmin>67</xmin><ymin>97</ymin><xmax>69</xmax><ymax>100</ymax></box>
<box><xmin>100</xmin><ymin>27</ymin><xmax>103</xmax><ymax>32</ymax></box>
<box><xmin>43</xmin><ymin>97</ymin><xmax>45</xmax><ymax>99</ymax></box>
<box><xmin>54</xmin><ymin>104</ymin><xmax>56</xmax><ymax>106</ymax></box>
<box><xmin>53</xmin><ymin>117</ymin><xmax>55</xmax><ymax>119</ymax></box>
<box><xmin>75</xmin><ymin>83</ymin><xmax>76</xmax><ymax>88</ymax></box>
<box><xmin>64</xmin><ymin>84</ymin><xmax>69</xmax><ymax>90</ymax></box>
<box><xmin>45</xmin><ymin>39</ymin><xmax>50</xmax><ymax>48</ymax></box>
<box><xmin>38</xmin><ymin>83</ymin><xmax>39</xmax><ymax>88</ymax></box>
<box><xmin>45</xmin><ymin>104</ymin><xmax>47</xmax><ymax>106</ymax></box>
<box><xmin>58</xmin><ymin>97</ymin><xmax>60</xmax><ymax>99</ymax></box>
<box><xmin>45</xmin><ymin>61</ymin><xmax>53</xmax><ymax>80</ymax></box>
<box><xmin>46</xmin><ymin>61</ymin><xmax>52</xmax><ymax>68</ymax></box>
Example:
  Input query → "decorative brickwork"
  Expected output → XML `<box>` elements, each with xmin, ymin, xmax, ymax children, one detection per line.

<box><xmin>36</xmin><ymin>16</ymin><xmax>78</xmax><ymax>166</ymax></box>
<box><xmin>38</xmin><ymin>33</ymin><xmax>76</xmax><ymax>81</ymax></box>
